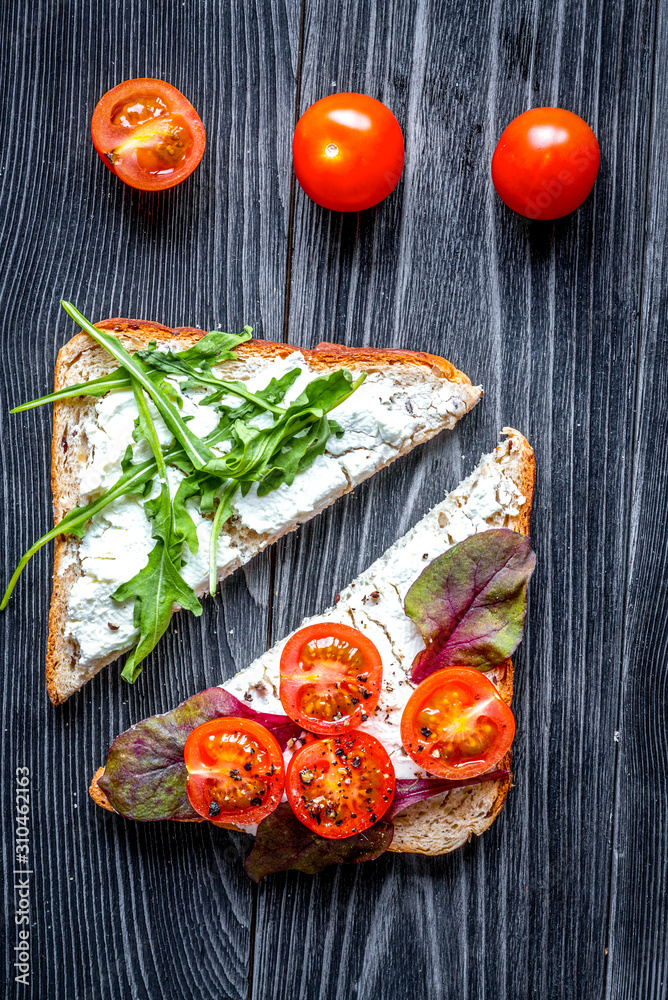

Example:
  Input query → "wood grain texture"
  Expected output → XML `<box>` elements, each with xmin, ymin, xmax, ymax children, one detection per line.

<box><xmin>0</xmin><ymin>1</ymin><xmax>299</xmax><ymax>997</ymax></box>
<box><xmin>253</xmin><ymin>1</ymin><xmax>660</xmax><ymax>999</ymax></box>
<box><xmin>0</xmin><ymin>0</ymin><xmax>665</xmax><ymax>998</ymax></box>
<box><xmin>605</xmin><ymin>0</ymin><xmax>668</xmax><ymax>996</ymax></box>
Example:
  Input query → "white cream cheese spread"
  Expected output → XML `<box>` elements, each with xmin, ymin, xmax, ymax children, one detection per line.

<box><xmin>66</xmin><ymin>351</ymin><xmax>475</xmax><ymax>666</ymax></box>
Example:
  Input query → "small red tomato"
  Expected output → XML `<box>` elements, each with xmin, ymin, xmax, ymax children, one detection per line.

<box><xmin>184</xmin><ymin>718</ymin><xmax>284</xmax><ymax>826</ymax></box>
<box><xmin>292</xmin><ymin>93</ymin><xmax>404</xmax><ymax>212</ymax></box>
<box><xmin>285</xmin><ymin>731</ymin><xmax>395</xmax><ymax>838</ymax></box>
<box><xmin>280</xmin><ymin>622</ymin><xmax>383</xmax><ymax>735</ymax></box>
<box><xmin>401</xmin><ymin>667</ymin><xmax>515</xmax><ymax>780</ymax></box>
<box><xmin>491</xmin><ymin>107</ymin><xmax>600</xmax><ymax>220</ymax></box>
<box><xmin>91</xmin><ymin>78</ymin><xmax>206</xmax><ymax>191</ymax></box>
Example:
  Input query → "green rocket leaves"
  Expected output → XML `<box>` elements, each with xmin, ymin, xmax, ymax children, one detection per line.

<box><xmin>2</xmin><ymin>303</ymin><xmax>364</xmax><ymax>682</ymax></box>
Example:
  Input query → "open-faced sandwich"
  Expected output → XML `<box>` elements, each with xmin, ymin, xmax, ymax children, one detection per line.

<box><xmin>2</xmin><ymin>303</ymin><xmax>482</xmax><ymax>704</ymax></box>
<box><xmin>90</xmin><ymin>430</ymin><xmax>535</xmax><ymax>877</ymax></box>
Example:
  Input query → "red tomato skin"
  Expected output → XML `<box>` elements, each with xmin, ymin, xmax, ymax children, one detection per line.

<box><xmin>279</xmin><ymin>621</ymin><xmax>383</xmax><ymax>735</ymax></box>
<box><xmin>491</xmin><ymin>107</ymin><xmax>600</xmax><ymax>220</ymax></box>
<box><xmin>292</xmin><ymin>93</ymin><xmax>404</xmax><ymax>212</ymax></box>
<box><xmin>184</xmin><ymin>717</ymin><xmax>284</xmax><ymax>826</ymax></box>
<box><xmin>91</xmin><ymin>78</ymin><xmax>206</xmax><ymax>192</ymax></box>
<box><xmin>400</xmin><ymin>667</ymin><xmax>515</xmax><ymax>780</ymax></box>
<box><xmin>285</xmin><ymin>731</ymin><xmax>395</xmax><ymax>839</ymax></box>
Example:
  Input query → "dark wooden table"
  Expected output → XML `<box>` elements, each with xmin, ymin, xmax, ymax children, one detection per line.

<box><xmin>1</xmin><ymin>1</ymin><xmax>665</xmax><ymax>997</ymax></box>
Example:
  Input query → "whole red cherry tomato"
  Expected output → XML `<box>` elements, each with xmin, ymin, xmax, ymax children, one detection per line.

<box><xmin>292</xmin><ymin>93</ymin><xmax>404</xmax><ymax>212</ymax></box>
<box><xmin>491</xmin><ymin>107</ymin><xmax>600</xmax><ymax>220</ymax></box>
<box><xmin>91</xmin><ymin>78</ymin><xmax>206</xmax><ymax>191</ymax></box>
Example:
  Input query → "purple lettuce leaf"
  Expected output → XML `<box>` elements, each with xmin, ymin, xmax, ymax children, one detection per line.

<box><xmin>97</xmin><ymin>687</ymin><xmax>301</xmax><ymax>822</ymax></box>
<box><xmin>388</xmin><ymin>770</ymin><xmax>510</xmax><ymax>820</ymax></box>
<box><xmin>406</xmin><ymin>528</ymin><xmax>535</xmax><ymax>683</ymax></box>
<box><xmin>244</xmin><ymin>803</ymin><xmax>394</xmax><ymax>882</ymax></box>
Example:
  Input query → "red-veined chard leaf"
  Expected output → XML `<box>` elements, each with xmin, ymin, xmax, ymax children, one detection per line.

<box><xmin>97</xmin><ymin>688</ymin><xmax>301</xmax><ymax>822</ymax></box>
<box><xmin>244</xmin><ymin>803</ymin><xmax>394</xmax><ymax>882</ymax></box>
<box><xmin>406</xmin><ymin>528</ymin><xmax>535</xmax><ymax>683</ymax></box>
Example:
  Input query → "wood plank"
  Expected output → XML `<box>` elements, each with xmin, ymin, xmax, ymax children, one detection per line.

<box><xmin>252</xmin><ymin>1</ymin><xmax>656</xmax><ymax>998</ymax></box>
<box><xmin>605</xmin><ymin>0</ymin><xmax>668</xmax><ymax>995</ymax></box>
<box><xmin>0</xmin><ymin>1</ymin><xmax>300</xmax><ymax>997</ymax></box>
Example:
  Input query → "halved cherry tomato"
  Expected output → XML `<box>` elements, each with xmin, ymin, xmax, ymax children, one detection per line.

<box><xmin>292</xmin><ymin>93</ymin><xmax>404</xmax><ymax>212</ymax></box>
<box><xmin>401</xmin><ymin>667</ymin><xmax>515</xmax><ymax>780</ymax></box>
<box><xmin>280</xmin><ymin>622</ymin><xmax>382</xmax><ymax>735</ymax></box>
<box><xmin>91</xmin><ymin>78</ymin><xmax>206</xmax><ymax>191</ymax></box>
<box><xmin>491</xmin><ymin>107</ymin><xmax>600</xmax><ymax>220</ymax></box>
<box><xmin>285</xmin><ymin>731</ymin><xmax>395</xmax><ymax>838</ymax></box>
<box><xmin>184</xmin><ymin>718</ymin><xmax>284</xmax><ymax>826</ymax></box>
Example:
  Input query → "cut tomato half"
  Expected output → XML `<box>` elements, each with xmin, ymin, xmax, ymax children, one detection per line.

<box><xmin>285</xmin><ymin>731</ymin><xmax>395</xmax><ymax>838</ymax></box>
<box><xmin>280</xmin><ymin>622</ymin><xmax>383</xmax><ymax>735</ymax></box>
<box><xmin>184</xmin><ymin>717</ymin><xmax>284</xmax><ymax>826</ymax></box>
<box><xmin>400</xmin><ymin>667</ymin><xmax>515</xmax><ymax>780</ymax></box>
<box><xmin>91</xmin><ymin>78</ymin><xmax>206</xmax><ymax>191</ymax></box>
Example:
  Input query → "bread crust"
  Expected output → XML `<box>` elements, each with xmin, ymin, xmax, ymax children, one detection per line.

<box><xmin>387</xmin><ymin>427</ymin><xmax>534</xmax><ymax>854</ymax></box>
<box><xmin>46</xmin><ymin>319</ymin><xmax>481</xmax><ymax>704</ymax></box>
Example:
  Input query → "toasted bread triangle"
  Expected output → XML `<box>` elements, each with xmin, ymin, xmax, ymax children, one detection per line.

<box><xmin>46</xmin><ymin>320</ymin><xmax>482</xmax><ymax>703</ymax></box>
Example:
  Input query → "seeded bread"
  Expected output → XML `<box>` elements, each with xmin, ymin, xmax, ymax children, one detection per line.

<box><xmin>89</xmin><ymin>428</ymin><xmax>534</xmax><ymax>857</ymax></box>
<box><xmin>47</xmin><ymin>318</ymin><xmax>482</xmax><ymax>704</ymax></box>
<box><xmin>388</xmin><ymin>428</ymin><xmax>533</xmax><ymax>854</ymax></box>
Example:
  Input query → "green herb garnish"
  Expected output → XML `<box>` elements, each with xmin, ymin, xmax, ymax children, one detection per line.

<box><xmin>2</xmin><ymin>302</ymin><xmax>365</xmax><ymax>682</ymax></box>
<box><xmin>112</xmin><ymin>381</ymin><xmax>202</xmax><ymax>682</ymax></box>
<box><xmin>60</xmin><ymin>301</ymin><xmax>217</xmax><ymax>472</ymax></box>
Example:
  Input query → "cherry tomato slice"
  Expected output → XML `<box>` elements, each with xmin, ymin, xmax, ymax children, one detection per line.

<box><xmin>184</xmin><ymin>717</ymin><xmax>284</xmax><ymax>826</ymax></box>
<box><xmin>491</xmin><ymin>107</ymin><xmax>600</xmax><ymax>220</ymax></box>
<box><xmin>91</xmin><ymin>78</ymin><xmax>206</xmax><ymax>191</ymax></box>
<box><xmin>292</xmin><ymin>92</ymin><xmax>404</xmax><ymax>212</ymax></box>
<box><xmin>286</xmin><ymin>731</ymin><xmax>395</xmax><ymax>838</ymax></box>
<box><xmin>280</xmin><ymin>622</ymin><xmax>382</xmax><ymax>735</ymax></box>
<box><xmin>400</xmin><ymin>667</ymin><xmax>515</xmax><ymax>780</ymax></box>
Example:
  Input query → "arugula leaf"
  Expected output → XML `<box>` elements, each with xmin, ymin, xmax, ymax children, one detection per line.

<box><xmin>112</xmin><ymin>382</ymin><xmax>202</xmax><ymax>682</ymax></box>
<box><xmin>0</xmin><ymin>452</ymin><xmax>161</xmax><ymax>609</ymax></box>
<box><xmin>166</xmin><ymin>326</ymin><xmax>253</xmax><ymax>362</ymax></box>
<box><xmin>170</xmin><ymin>477</ymin><xmax>201</xmax><ymax>556</ymax></box>
<box><xmin>202</xmin><ymin>370</ymin><xmax>365</xmax><ymax>481</ymax></box>
<box><xmin>244</xmin><ymin>772</ymin><xmax>511</xmax><ymax>880</ymax></box>
<box><xmin>244</xmin><ymin>803</ymin><xmax>394</xmax><ymax>882</ymax></box>
<box><xmin>114</xmin><ymin>543</ymin><xmax>202</xmax><ymax>682</ymax></box>
<box><xmin>14</xmin><ymin>324</ymin><xmax>252</xmax><ymax>413</ymax></box>
<box><xmin>11</xmin><ymin>369</ymin><xmax>132</xmax><ymax>412</ymax></box>
<box><xmin>137</xmin><ymin>327</ymin><xmax>267</xmax><ymax>399</ymax></box>
<box><xmin>207</xmin><ymin>481</ymin><xmax>237</xmax><ymax>596</ymax></box>
<box><xmin>61</xmin><ymin>301</ymin><xmax>216</xmax><ymax>471</ymax></box>
<box><xmin>97</xmin><ymin>687</ymin><xmax>301</xmax><ymax>821</ymax></box>
<box><xmin>406</xmin><ymin>529</ymin><xmax>536</xmax><ymax>683</ymax></box>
